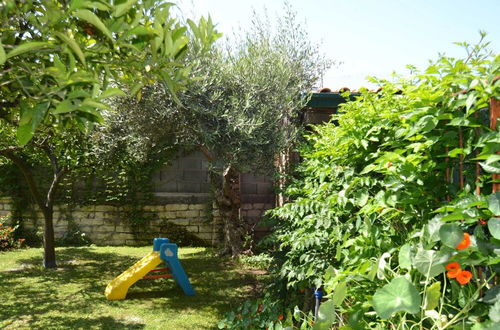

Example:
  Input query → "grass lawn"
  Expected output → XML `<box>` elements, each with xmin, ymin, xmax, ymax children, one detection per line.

<box><xmin>0</xmin><ymin>246</ymin><xmax>266</xmax><ymax>329</ymax></box>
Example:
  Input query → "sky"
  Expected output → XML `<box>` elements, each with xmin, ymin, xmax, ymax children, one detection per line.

<box><xmin>175</xmin><ymin>0</ymin><xmax>500</xmax><ymax>90</ymax></box>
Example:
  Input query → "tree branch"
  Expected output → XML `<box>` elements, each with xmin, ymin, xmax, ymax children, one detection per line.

<box><xmin>198</xmin><ymin>145</ymin><xmax>215</xmax><ymax>162</ymax></box>
<box><xmin>0</xmin><ymin>147</ymin><xmax>48</xmax><ymax>213</ymax></box>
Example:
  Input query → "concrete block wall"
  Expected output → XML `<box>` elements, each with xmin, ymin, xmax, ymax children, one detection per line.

<box><xmin>0</xmin><ymin>197</ymin><xmax>221</xmax><ymax>246</ymax></box>
<box><xmin>152</xmin><ymin>151</ymin><xmax>211</xmax><ymax>194</ymax></box>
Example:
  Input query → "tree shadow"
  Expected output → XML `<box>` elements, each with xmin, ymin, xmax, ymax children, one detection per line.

<box><xmin>0</xmin><ymin>247</ymin><xmax>264</xmax><ymax>329</ymax></box>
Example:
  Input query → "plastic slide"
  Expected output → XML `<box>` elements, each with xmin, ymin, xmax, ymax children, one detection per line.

<box><xmin>105</xmin><ymin>251</ymin><xmax>163</xmax><ymax>300</ymax></box>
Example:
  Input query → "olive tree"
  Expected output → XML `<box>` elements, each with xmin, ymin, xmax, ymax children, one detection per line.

<box><xmin>0</xmin><ymin>0</ymin><xmax>217</xmax><ymax>267</ymax></box>
<box><xmin>107</xmin><ymin>6</ymin><xmax>331</xmax><ymax>256</ymax></box>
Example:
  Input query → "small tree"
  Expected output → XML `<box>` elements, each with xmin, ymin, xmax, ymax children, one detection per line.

<box><xmin>108</xmin><ymin>6</ymin><xmax>331</xmax><ymax>256</ymax></box>
<box><xmin>0</xmin><ymin>0</ymin><xmax>216</xmax><ymax>267</ymax></box>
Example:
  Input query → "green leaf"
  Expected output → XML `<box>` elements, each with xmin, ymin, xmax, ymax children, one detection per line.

<box><xmin>6</xmin><ymin>42</ymin><xmax>55</xmax><ymax>59</ymax></box>
<box><xmin>54</xmin><ymin>32</ymin><xmax>86</xmax><ymax>65</ymax></box>
<box><xmin>413</xmin><ymin>249</ymin><xmax>449</xmax><ymax>277</ymax></box>
<box><xmin>17</xmin><ymin>124</ymin><xmax>34</xmax><ymax>146</ymax></box>
<box><xmin>0</xmin><ymin>42</ymin><xmax>6</xmax><ymax>66</ymax></box>
<box><xmin>53</xmin><ymin>99</ymin><xmax>77</xmax><ymax>114</ymax></box>
<box><xmin>81</xmin><ymin>99</ymin><xmax>110</xmax><ymax>110</ymax></box>
<box><xmin>488</xmin><ymin>218</ymin><xmax>500</xmax><ymax>240</ymax></box>
<box><xmin>482</xmin><ymin>285</ymin><xmax>500</xmax><ymax>304</ymax></box>
<box><xmin>466</xmin><ymin>93</ymin><xmax>476</xmax><ymax>111</ymax></box>
<box><xmin>372</xmin><ymin>277</ymin><xmax>421</xmax><ymax>319</ymax></box>
<box><xmin>489</xmin><ymin>299</ymin><xmax>500</xmax><ymax>322</ymax></box>
<box><xmin>439</xmin><ymin>223</ymin><xmax>464</xmax><ymax>248</ymax></box>
<box><xmin>424</xmin><ymin>282</ymin><xmax>441</xmax><ymax>310</ymax></box>
<box><xmin>488</xmin><ymin>192</ymin><xmax>500</xmax><ymax>215</ymax></box>
<box><xmin>398</xmin><ymin>244</ymin><xmax>412</xmax><ymax>270</ymax></box>
<box><xmin>406</xmin><ymin>115</ymin><xmax>438</xmax><ymax>138</ymax></box>
<box><xmin>480</xmin><ymin>162</ymin><xmax>500</xmax><ymax>174</ymax></box>
<box><xmin>312</xmin><ymin>300</ymin><xmax>336</xmax><ymax>330</ymax></box>
<box><xmin>113</xmin><ymin>0</ymin><xmax>138</xmax><ymax>17</ymax></box>
<box><xmin>74</xmin><ymin>9</ymin><xmax>113</xmax><ymax>41</ymax></box>
<box><xmin>96</xmin><ymin>88</ymin><xmax>126</xmax><ymax>100</ymax></box>
<box><xmin>126</xmin><ymin>26</ymin><xmax>156</xmax><ymax>37</ymax></box>
<box><xmin>31</xmin><ymin>102</ymin><xmax>50</xmax><ymax>130</ymax></box>
<box><xmin>331</xmin><ymin>281</ymin><xmax>347</xmax><ymax>307</ymax></box>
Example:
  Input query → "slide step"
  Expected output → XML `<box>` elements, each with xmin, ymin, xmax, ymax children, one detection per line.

<box><xmin>149</xmin><ymin>267</ymin><xmax>169</xmax><ymax>273</ymax></box>
<box><xmin>143</xmin><ymin>274</ymin><xmax>173</xmax><ymax>279</ymax></box>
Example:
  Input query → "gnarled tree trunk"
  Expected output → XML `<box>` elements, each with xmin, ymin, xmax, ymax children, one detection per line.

<box><xmin>221</xmin><ymin>166</ymin><xmax>244</xmax><ymax>256</ymax></box>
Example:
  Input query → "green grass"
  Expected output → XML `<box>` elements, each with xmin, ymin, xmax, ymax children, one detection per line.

<box><xmin>0</xmin><ymin>246</ymin><xmax>266</xmax><ymax>329</ymax></box>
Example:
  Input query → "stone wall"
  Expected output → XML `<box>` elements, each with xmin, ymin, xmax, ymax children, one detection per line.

<box><xmin>0</xmin><ymin>196</ymin><xmax>222</xmax><ymax>246</ymax></box>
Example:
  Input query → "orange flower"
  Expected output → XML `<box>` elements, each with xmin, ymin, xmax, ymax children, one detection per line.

<box><xmin>445</xmin><ymin>262</ymin><xmax>461</xmax><ymax>278</ymax></box>
<box><xmin>278</xmin><ymin>314</ymin><xmax>284</xmax><ymax>321</ymax></box>
<box><xmin>456</xmin><ymin>233</ymin><xmax>471</xmax><ymax>250</ymax></box>
<box><xmin>257</xmin><ymin>304</ymin><xmax>263</xmax><ymax>313</ymax></box>
<box><xmin>456</xmin><ymin>270</ymin><xmax>472</xmax><ymax>285</ymax></box>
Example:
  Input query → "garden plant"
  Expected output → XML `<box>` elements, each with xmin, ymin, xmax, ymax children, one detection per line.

<box><xmin>219</xmin><ymin>37</ymin><xmax>500</xmax><ymax>329</ymax></box>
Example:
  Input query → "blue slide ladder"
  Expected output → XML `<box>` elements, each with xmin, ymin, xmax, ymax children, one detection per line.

<box><xmin>152</xmin><ymin>238</ymin><xmax>196</xmax><ymax>296</ymax></box>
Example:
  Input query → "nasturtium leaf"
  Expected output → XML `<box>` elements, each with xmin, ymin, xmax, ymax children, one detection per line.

<box><xmin>74</xmin><ymin>9</ymin><xmax>113</xmax><ymax>41</ymax></box>
<box><xmin>482</xmin><ymin>285</ymin><xmax>500</xmax><ymax>304</ymax></box>
<box><xmin>425</xmin><ymin>218</ymin><xmax>443</xmax><ymax>245</ymax></box>
<box><xmin>398</xmin><ymin>244</ymin><xmax>412</xmax><ymax>270</ymax></box>
<box><xmin>312</xmin><ymin>300</ymin><xmax>336</xmax><ymax>330</ymax></box>
<box><xmin>424</xmin><ymin>282</ymin><xmax>441</xmax><ymax>310</ymax></box>
<box><xmin>488</xmin><ymin>218</ymin><xmax>500</xmax><ymax>240</ymax></box>
<box><xmin>439</xmin><ymin>223</ymin><xmax>464</xmax><ymax>248</ymax></box>
<box><xmin>372</xmin><ymin>277</ymin><xmax>421</xmax><ymax>319</ymax></box>
<box><xmin>331</xmin><ymin>281</ymin><xmax>347</xmax><ymax>306</ymax></box>
<box><xmin>488</xmin><ymin>192</ymin><xmax>500</xmax><ymax>216</ymax></box>
<box><xmin>413</xmin><ymin>249</ymin><xmax>449</xmax><ymax>277</ymax></box>
<box><xmin>489</xmin><ymin>299</ymin><xmax>500</xmax><ymax>322</ymax></box>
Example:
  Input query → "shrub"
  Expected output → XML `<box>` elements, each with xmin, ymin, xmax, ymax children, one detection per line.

<box><xmin>0</xmin><ymin>216</ymin><xmax>24</xmax><ymax>250</ymax></box>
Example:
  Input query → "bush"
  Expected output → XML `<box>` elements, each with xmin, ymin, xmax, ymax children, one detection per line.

<box><xmin>265</xmin><ymin>36</ymin><xmax>500</xmax><ymax>329</ymax></box>
<box><xmin>0</xmin><ymin>216</ymin><xmax>24</xmax><ymax>250</ymax></box>
<box><xmin>238</xmin><ymin>253</ymin><xmax>273</xmax><ymax>269</ymax></box>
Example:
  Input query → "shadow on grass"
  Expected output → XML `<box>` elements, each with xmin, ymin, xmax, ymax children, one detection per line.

<box><xmin>0</xmin><ymin>247</ymin><xmax>263</xmax><ymax>329</ymax></box>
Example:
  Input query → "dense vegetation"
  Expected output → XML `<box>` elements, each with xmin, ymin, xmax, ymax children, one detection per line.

<box><xmin>220</xmin><ymin>38</ymin><xmax>500</xmax><ymax>329</ymax></box>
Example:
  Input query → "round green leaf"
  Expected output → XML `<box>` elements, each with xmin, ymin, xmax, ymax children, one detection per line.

<box><xmin>413</xmin><ymin>249</ymin><xmax>449</xmax><ymax>277</ymax></box>
<box><xmin>398</xmin><ymin>244</ymin><xmax>412</xmax><ymax>270</ymax></box>
<box><xmin>489</xmin><ymin>299</ymin><xmax>500</xmax><ymax>322</ymax></box>
<box><xmin>313</xmin><ymin>300</ymin><xmax>336</xmax><ymax>330</ymax></box>
<box><xmin>488</xmin><ymin>192</ymin><xmax>500</xmax><ymax>215</ymax></box>
<box><xmin>373</xmin><ymin>277</ymin><xmax>421</xmax><ymax>319</ymax></box>
<box><xmin>488</xmin><ymin>218</ymin><xmax>500</xmax><ymax>240</ymax></box>
<box><xmin>439</xmin><ymin>223</ymin><xmax>464</xmax><ymax>248</ymax></box>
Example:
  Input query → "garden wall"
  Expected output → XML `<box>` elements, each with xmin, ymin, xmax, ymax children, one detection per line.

<box><xmin>0</xmin><ymin>196</ymin><xmax>273</xmax><ymax>246</ymax></box>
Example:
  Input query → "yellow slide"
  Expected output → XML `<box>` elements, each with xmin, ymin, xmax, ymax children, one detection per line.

<box><xmin>105</xmin><ymin>251</ymin><xmax>163</xmax><ymax>300</ymax></box>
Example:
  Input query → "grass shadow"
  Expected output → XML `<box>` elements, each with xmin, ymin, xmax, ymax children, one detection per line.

<box><xmin>0</xmin><ymin>246</ymin><xmax>266</xmax><ymax>329</ymax></box>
